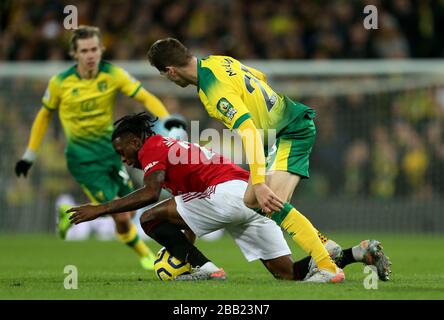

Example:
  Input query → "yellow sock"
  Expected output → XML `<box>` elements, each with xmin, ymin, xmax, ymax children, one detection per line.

<box><xmin>315</xmin><ymin>228</ymin><xmax>329</xmax><ymax>245</ymax></box>
<box><xmin>272</xmin><ymin>203</ymin><xmax>337</xmax><ymax>273</ymax></box>
<box><xmin>116</xmin><ymin>222</ymin><xmax>153</xmax><ymax>258</ymax></box>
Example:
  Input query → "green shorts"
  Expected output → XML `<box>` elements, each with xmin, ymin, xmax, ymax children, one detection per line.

<box><xmin>266</xmin><ymin>111</ymin><xmax>316</xmax><ymax>179</ymax></box>
<box><xmin>67</xmin><ymin>154</ymin><xmax>133</xmax><ymax>204</ymax></box>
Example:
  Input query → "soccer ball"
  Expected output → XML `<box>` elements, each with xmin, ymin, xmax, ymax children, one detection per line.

<box><xmin>154</xmin><ymin>247</ymin><xmax>191</xmax><ymax>281</ymax></box>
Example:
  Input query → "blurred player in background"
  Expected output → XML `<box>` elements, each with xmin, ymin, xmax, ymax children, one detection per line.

<box><xmin>146</xmin><ymin>38</ymin><xmax>391</xmax><ymax>282</ymax></box>
<box><xmin>14</xmin><ymin>26</ymin><xmax>187</xmax><ymax>271</ymax></box>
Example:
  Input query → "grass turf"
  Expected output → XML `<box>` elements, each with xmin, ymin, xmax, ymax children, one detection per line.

<box><xmin>1</xmin><ymin>233</ymin><xmax>443</xmax><ymax>300</ymax></box>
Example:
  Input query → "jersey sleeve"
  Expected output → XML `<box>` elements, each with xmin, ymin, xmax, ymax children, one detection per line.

<box><xmin>200</xmin><ymin>83</ymin><xmax>251</xmax><ymax>130</ymax></box>
<box><xmin>41</xmin><ymin>76</ymin><xmax>60</xmax><ymax>111</ymax></box>
<box><xmin>138</xmin><ymin>136</ymin><xmax>169</xmax><ymax>177</ymax></box>
<box><xmin>114</xmin><ymin>66</ymin><xmax>143</xmax><ymax>98</ymax></box>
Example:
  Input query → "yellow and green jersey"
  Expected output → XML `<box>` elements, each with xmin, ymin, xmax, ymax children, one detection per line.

<box><xmin>197</xmin><ymin>56</ymin><xmax>313</xmax><ymax>145</ymax></box>
<box><xmin>42</xmin><ymin>60</ymin><xmax>142</xmax><ymax>163</ymax></box>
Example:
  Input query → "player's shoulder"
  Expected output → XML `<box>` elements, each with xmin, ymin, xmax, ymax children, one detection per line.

<box><xmin>99</xmin><ymin>60</ymin><xmax>135</xmax><ymax>81</ymax></box>
<box><xmin>199</xmin><ymin>55</ymin><xmax>240</xmax><ymax>92</ymax></box>
<box><xmin>141</xmin><ymin>134</ymin><xmax>169</xmax><ymax>152</ymax></box>
<box><xmin>53</xmin><ymin>64</ymin><xmax>78</xmax><ymax>84</ymax></box>
<box><xmin>200</xmin><ymin>55</ymin><xmax>240</xmax><ymax>70</ymax></box>
<box><xmin>98</xmin><ymin>60</ymin><xmax>114</xmax><ymax>73</ymax></box>
<box><xmin>139</xmin><ymin>135</ymin><xmax>170</xmax><ymax>164</ymax></box>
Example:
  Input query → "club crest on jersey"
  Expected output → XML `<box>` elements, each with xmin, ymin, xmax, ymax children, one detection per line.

<box><xmin>72</xmin><ymin>88</ymin><xmax>79</xmax><ymax>96</ymax></box>
<box><xmin>97</xmin><ymin>80</ymin><xmax>107</xmax><ymax>92</ymax></box>
<box><xmin>217</xmin><ymin>98</ymin><xmax>237</xmax><ymax>120</ymax></box>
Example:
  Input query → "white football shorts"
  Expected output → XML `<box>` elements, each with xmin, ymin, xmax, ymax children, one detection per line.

<box><xmin>174</xmin><ymin>180</ymin><xmax>291</xmax><ymax>262</ymax></box>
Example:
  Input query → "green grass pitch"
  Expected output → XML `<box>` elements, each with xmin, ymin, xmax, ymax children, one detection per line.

<box><xmin>1</xmin><ymin>233</ymin><xmax>443</xmax><ymax>300</ymax></box>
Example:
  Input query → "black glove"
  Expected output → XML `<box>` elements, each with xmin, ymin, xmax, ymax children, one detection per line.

<box><xmin>15</xmin><ymin>160</ymin><xmax>33</xmax><ymax>177</ymax></box>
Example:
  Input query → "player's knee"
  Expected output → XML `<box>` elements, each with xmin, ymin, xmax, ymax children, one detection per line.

<box><xmin>141</xmin><ymin>219</ymin><xmax>162</xmax><ymax>237</ymax></box>
<box><xmin>140</xmin><ymin>209</ymin><xmax>158</xmax><ymax>226</ymax></box>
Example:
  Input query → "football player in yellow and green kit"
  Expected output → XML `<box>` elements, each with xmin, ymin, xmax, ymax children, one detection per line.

<box><xmin>14</xmin><ymin>26</ymin><xmax>186</xmax><ymax>271</ymax></box>
<box><xmin>147</xmin><ymin>38</ymin><xmax>390</xmax><ymax>282</ymax></box>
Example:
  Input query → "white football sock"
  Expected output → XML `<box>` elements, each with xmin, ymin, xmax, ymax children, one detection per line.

<box><xmin>200</xmin><ymin>261</ymin><xmax>220</xmax><ymax>273</ymax></box>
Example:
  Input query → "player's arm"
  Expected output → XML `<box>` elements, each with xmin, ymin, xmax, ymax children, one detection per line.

<box><xmin>15</xmin><ymin>78</ymin><xmax>58</xmax><ymax>177</ymax></box>
<box><xmin>236</xmin><ymin>118</ymin><xmax>267</xmax><ymax>185</ymax></box>
<box><xmin>201</xmin><ymin>87</ymin><xmax>267</xmax><ymax>185</ymax></box>
<box><xmin>237</xmin><ymin>118</ymin><xmax>283</xmax><ymax>214</ymax></box>
<box><xmin>203</xmin><ymin>88</ymin><xmax>282</xmax><ymax>213</ymax></box>
<box><xmin>68</xmin><ymin>170</ymin><xmax>165</xmax><ymax>224</ymax></box>
<box><xmin>132</xmin><ymin>87</ymin><xmax>169</xmax><ymax>119</ymax></box>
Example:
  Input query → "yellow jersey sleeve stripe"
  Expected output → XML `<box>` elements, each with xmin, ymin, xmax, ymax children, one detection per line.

<box><xmin>129</xmin><ymin>84</ymin><xmax>142</xmax><ymax>98</ymax></box>
<box><xmin>232</xmin><ymin>113</ymin><xmax>251</xmax><ymax>129</ymax></box>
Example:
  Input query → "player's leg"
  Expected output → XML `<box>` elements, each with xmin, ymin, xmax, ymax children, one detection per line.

<box><xmin>260</xmin><ymin>255</ymin><xmax>294</xmax><ymax>280</ymax></box>
<box><xmin>245</xmin><ymin>170</ymin><xmax>341</xmax><ymax>279</ymax></box>
<box><xmin>267</xmin><ymin>171</ymin><xmax>391</xmax><ymax>280</ymax></box>
<box><xmin>139</xmin><ymin>198</ymin><xmax>224</xmax><ymax>279</ymax></box>
<box><xmin>221</xmin><ymin>182</ymin><xmax>331</xmax><ymax>282</ymax></box>
<box><xmin>265</xmin><ymin>170</ymin><xmax>340</xmax><ymax>274</ymax></box>
<box><xmin>261</xmin><ymin>255</ymin><xmax>321</xmax><ymax>281</ymax></box>
<box><xmin>270</xmin><ymin>170</ymin><xmax>391</xmax><ymax>280</ymax></box>
<box><xmin>244</xmin><ymin>114</ymin><xmax>342</xmax><ymax>280</ymax></box>
<box><xmin>336</xmin><ymin>240</ymin><xmax>391</xmax><ymax>281</ymax></box>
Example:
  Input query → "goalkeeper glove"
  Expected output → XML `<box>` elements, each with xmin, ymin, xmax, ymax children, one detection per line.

<box><xmin>163</xmin><ymin>114</ymin><xmax>188</xmax><ymax>141</ymax></box>
<box><xmin>15</xmin><ymin>149</ymin><xmax>36</xmax><ymax>177</ymax></box>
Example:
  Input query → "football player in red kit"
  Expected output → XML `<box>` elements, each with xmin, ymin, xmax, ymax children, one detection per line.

<box><xmin>69</xmin><ymin>113</ymin><xmax>390</xmax><ymax>282</ymax></box>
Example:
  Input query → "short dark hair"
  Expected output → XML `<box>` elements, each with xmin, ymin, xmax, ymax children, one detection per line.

<box><xmin>112</xmin><ymin>112</ymin><xmax>157</xmax><ymax>141</ymax></box>
<box><xmin>147</xmin><ymin>38</ymin><xmax>192</xmax><ymax>72</ymax></box>
<box><xmin>70</xmin><ymin>25</ymin><xmax>103</xmax><ymax>55</ymax></box>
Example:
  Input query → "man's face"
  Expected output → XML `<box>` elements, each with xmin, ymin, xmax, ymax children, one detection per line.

<box><xmin>112</xmin><ymin>135</ymin><xmax>142</xmax><ymax>169</ymax></box>
<box><xmin>161</xmin><ymin>67</ymin><xmax>189</xmax><ymax>87</ymax></box>
<box><xmin>74</xmin><ymin>36</ymin><xmax>102</xmax><ymax>71</ymax></box>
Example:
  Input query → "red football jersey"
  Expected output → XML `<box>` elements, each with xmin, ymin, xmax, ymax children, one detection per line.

<box><xmin>138</xmin><ymin>135</ymin><xmax>249</xmax><ymax>195</ymax></box>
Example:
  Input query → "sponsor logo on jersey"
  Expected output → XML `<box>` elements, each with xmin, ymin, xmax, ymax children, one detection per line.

<box><xmin>143</xmin><ymin>161</ymin><xmax>159</xmax><ymax>173</ymax></box>
<box><xmin>217</xmin><ymin>98</ymin><xmax>237</xmax><ymax>120</ymax></box>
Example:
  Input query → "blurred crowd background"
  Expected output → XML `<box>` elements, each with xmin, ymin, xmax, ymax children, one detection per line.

<box><xmin>1</xmin><ymin>0</ymin><xmax>443</xmax><ymax>232</ymax></box>
<box><xmin>2</xmin><ymin>0</ymin><xmax>444</xmax><ymax>60</ymax></box>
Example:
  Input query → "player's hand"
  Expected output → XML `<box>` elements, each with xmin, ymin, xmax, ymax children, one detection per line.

<box><xmin>15</xmin><ymin>160</ymin><xmax>33</xmax><ymax>177</ymax></box>
<box><xmin>67</xmin><ymin>204</ymin><xmax>104</xmax><ymax>224</ymax></box>
<box><xmin>253</xmin><ymin>183</ymin><xmax>284</xmax><ymax>215</ymax></box>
